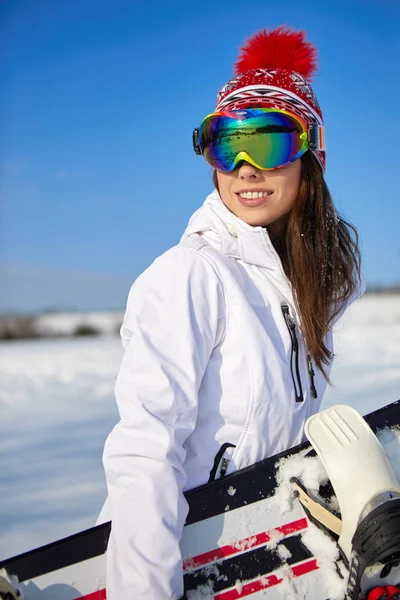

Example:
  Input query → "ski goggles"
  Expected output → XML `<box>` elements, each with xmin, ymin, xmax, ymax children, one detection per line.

<box><xmin>192</xmin><ymin>108</ymin><xmax>325</xmax><ymax>172</ymax></box>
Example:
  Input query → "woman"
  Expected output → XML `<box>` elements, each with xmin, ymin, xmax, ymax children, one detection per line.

<box><xmin>100</xmin><ymin>26</ymin><xmax>363</xmax><ymax>599</ymax></box>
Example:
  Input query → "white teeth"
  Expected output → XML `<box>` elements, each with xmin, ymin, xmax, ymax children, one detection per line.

<box><xmin>239</xmin><ymin>191</ymin><xmax>272</xmax><ymax>199</ymax></box>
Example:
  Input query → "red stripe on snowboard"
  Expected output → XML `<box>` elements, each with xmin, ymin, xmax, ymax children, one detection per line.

<box><xmin>76</xmin><ymin>558</ymin><xmax>318</xmax><ymax>600</ymax></box>
<box><xmin>77</xmin><ymin>590</ymin><xmax>106</xmax><ymax>600</ymax></box>
<box><xmin>183</xmin><ymin>517</ymin><xmax>308</xmax><ymax>572</ymax></box>
<box><xmin>77</xmin><ymin>518</ymin><xmax>310</xmax><ymax>599</ymax></box>
<box><xmin>213</xmin><ymin>558</ymin><xmax>319</xmax><ymax>599</ymax></box>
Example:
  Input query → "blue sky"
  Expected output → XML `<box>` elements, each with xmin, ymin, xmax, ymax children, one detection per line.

<box><xmin>1</xmin><ymin>0</ymin><xmax>399</xmax><ymax>312</ymax></box>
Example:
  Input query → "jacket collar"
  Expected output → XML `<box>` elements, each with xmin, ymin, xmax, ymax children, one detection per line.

<box><xmin>182</xmin><ymin>190</ymin><xmax>291</xmax><ymax>293</ymax></box>
<box><xmin>182</xmin><ymin>190</ymin><xmax>365</xmax><ymax>327</ymax></box>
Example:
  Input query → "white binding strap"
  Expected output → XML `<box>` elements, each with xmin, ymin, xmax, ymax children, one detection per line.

<box><xmin>305</xmin><ymin>404</ymin><xmax>400</xmax><ymax>560</ymax></box>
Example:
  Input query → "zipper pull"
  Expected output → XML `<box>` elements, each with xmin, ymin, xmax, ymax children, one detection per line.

<box><xmin>208</xmin><ymin>443</ymin><xmax>236</xmax><ymax>482</ymax></box>
<box><xmin>220</xmin><ymin>457</ymin><xmax>230</xmax><ymax>478</ymax></box>
<box><xmin>307</xmin><ymin>354</ymin><xmax>318</xmax><ymax>399</ymax></box>
<box><xmin>282</xmin><ymin>305</ymin><xmax>295</xmax><ymax>327</ymax></box>
<box><xmin>282</xmin><ymin>305</ymin><xmax>292</xmax><ymax>327</ymax></box>
<box><xmin>282</xmin><ymin>306</ymin><xmax>298</xmax><ymax>347</ymax></box>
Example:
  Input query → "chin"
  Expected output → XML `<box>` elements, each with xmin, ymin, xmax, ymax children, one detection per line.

<box><xmin>244</xmin><ymin>217</ymin><xmax>269</xmax><ymax>228</ymax></box>
<box><xmin>236</xmin><ymin>209</ymin><xmax>273</xmax><ymax>228</ymax></box>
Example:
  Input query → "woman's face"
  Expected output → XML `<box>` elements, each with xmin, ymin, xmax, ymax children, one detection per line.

<box><xmin>216</xmin><ymin>159</ymin><xmax>302</xmax><ymax>233</ymax></box>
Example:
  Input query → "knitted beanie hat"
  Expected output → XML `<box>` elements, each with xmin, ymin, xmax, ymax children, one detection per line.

<box><xmin>215</xmin><ymin>26</ymin><xmax>325</xmax><ymax>171</ymax></box>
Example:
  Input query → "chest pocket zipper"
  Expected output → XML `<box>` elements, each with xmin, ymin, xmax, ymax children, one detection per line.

<box><xmin>281</xmin><ymin>305</ymin><xmax>304</xmax><ymax>403</ymax></box>
<box><xmin>208</xmin><ymin>443</ymin><xmax>236</xmax><ymax>482</ymax></box>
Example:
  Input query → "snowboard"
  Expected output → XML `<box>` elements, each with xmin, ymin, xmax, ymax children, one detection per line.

<box><xmin>1</xmin><ymin>400</ymin><xmax>400</xmax><ymax>600</ymax></box>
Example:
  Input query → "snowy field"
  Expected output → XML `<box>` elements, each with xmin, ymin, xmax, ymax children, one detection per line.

<box><xmin>0</xmin><ymin>294</ymin><xmax>399</xmax><ymax>561</ymax></box>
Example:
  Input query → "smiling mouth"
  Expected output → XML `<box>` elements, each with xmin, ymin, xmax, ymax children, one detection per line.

<box><xmin>236</xmin><ymin>190</ymin><xmax>274</xmax><ymax>199</ymax></box>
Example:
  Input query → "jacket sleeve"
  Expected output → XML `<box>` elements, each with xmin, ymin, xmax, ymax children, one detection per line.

<box><xmin>103</xmin><ymin>246</ymin><xmax>226</xmax><ymax>600</ymax></box>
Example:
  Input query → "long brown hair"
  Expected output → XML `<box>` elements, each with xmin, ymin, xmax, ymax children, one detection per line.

<box><xmin>213</xmin><ymin>151</ymin><xmax>361</xmax><ymax>379</ymax></box>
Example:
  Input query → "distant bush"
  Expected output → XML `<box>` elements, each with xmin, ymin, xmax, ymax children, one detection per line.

<box><xmin>365</xmin><ymin>285</ymin><xmax>400</xmax><ymax>295</ymax></box>
<box><xmin>0</xmin><ymin>316</ymin><xmax>39</xmax><ymax>340</ymax></box>
<box><xmin>74</xmin><ymin>324</ymin><xmax>101</xmax><ymax>337</ymax></box>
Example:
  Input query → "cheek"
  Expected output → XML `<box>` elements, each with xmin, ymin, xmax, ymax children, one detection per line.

<box><xmin>216</xmin><ymin>171</ymin><xmax>226</xmax><ymax>188</ymax></box>
<box><xmin>280</xmin><ymin>164</ymin><xmax>301</xmax><ymax>202</ymax></box>
<box><xmin>216</xmin><ymin>172</ymin><xmax>233</xmax><ymax>198</ymax></box>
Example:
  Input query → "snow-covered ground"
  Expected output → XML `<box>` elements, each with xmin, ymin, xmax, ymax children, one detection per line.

<box><xmin>323</xmin><ymin>294</ymin><xmax>400</xmax><ymax>410</ymax></box>
<box><xmin>0</xmin><ymin>294</ymin><xmax>399</xmax><ymax>561</ymax></box>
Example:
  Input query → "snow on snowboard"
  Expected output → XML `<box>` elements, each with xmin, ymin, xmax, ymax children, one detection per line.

<box><xmin>2</xmin><ymin>400</ymin><xmax>400</xmax><ymax>600</ymax></box>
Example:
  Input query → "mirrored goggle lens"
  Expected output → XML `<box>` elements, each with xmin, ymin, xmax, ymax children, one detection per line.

<box><xmin>200</xmin><ymin>111</ymin><xmax>307</xmax><ymax>171</ymax></box>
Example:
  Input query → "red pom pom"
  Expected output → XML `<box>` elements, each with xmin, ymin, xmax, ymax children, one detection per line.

<box><xmin>235</xmin><ymin>26</ymin><xmax>318</xmax><ymax>80</ymax></box>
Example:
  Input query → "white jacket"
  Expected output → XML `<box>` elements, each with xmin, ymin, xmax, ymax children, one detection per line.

<box><xmin>100</xmin><ymin>190</ymin><xmax>362</xmax><ymax>599</ymax></box>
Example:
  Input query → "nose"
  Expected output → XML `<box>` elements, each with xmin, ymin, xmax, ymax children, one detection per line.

<box><xmin>237</xmin><ymin>161</ymin><xmax>263</xmax><ymax>181</ymax></box>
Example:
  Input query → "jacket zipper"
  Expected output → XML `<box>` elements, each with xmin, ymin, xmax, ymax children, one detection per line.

<box><xmin>208</xmin><ymin>443</ymin><xmax>236</xmax><ymax>482</ymax></box>
<box><xmin>307</xmin><ymin>354</ymin><xmax>318</xmax><ymax>399</ymax></box>
<box><xmin>281</xmin><ymin>305</ymin><xmax>304</xmax><ymax>403</ymax></box>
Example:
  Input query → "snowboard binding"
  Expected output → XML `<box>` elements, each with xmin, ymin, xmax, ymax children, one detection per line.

<box><xmin>346</xmin><ymin>497</ymin><xmax>400</xmax><ymax>600</ymax></box>
<box><xmin>0</xmin><ymin>574</ymin><xmax>22</xmax><ymax>600</ymax></box>
<box><xmin>297</xmin><ymin>405</ymin><xmax>400</xmax><ymax>600</ymax></box>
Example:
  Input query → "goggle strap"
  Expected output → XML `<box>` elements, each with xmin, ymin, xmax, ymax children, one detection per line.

<box><xmin>308</xmin><ymin>123</ymin><xmax>326</xmax><ymax>151</ymax></box>
<box><xmin>192</xmin><ymin>128</ymin><xmax>202</xmax><ymax>155</ymax></box>
<box><xmin>319</xmin><ymin>126</ymin><xmax>326</xmax><ymax>151</ymax></box>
